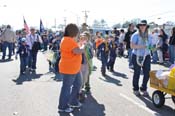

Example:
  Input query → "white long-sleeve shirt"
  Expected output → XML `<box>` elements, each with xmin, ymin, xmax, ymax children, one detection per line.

<box><xmin>26</xmin><ymin>34</ymin><xmax>43</xmax><ymax>50</ymax></box>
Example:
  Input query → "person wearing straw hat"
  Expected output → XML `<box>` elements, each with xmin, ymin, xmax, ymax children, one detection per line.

<box><xmin>131</xmin><ymin>20</ymin><xmax>153</xmax><ymax>96</ymax></box>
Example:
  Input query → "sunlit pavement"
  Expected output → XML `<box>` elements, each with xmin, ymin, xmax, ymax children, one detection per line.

<box><xmin>0</xmin><ymin>52</ymin><xmax>174</xmax><ymax>116</ymax></box>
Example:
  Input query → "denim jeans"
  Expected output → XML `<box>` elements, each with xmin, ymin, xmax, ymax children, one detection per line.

<box><xmin>169</xmin><ymin>45</ymin><xmax>175</xmax><ymax>64</ymax></box>
<box><xmin>28</xmin><ymin>50</ymin><xmax>38</xmax><ymax>69</ymax></box>
<box><xmin>128</xmin><ymin>49</ymin><xmax>133</xmax><ymax>67</ymax></box>
<box><xmin>101</xmin><ymin>54</ymin><xmax>108</xmax><ymax>73</ymax></box>
<box><xmin>107</xmin><ymin>56</ymin><xmax>116</xmax><ymax>70</ymax></box>
<box><xmin>2</xmin><ymin>41</ymin><xmax>13</xmax><ymax>60</ymax></box>
<box><xmin>20</xmin><ymin>56</ymin><xmax>28</xmax><ymax>73</ymax></box>
<box><xmin>152</xmin><ymin>50</ymin><xmax>158</xmax><ymax>63</ymax></box>
<box><xmin>132</xmin><ymin>54</ymin><xmax>151</xmax><ymax>91</ymax></box>
<box><xmin>58</xmin><ymin>72</ymin><xmax>82</xmax><ymax>110</ymax></box>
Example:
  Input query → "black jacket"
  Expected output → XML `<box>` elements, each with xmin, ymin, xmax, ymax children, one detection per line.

<box><xmin>169</xmin><ymin>36</ymin><xmax>175</xmax><ymax>45</ymax></box>
<box><xmin>123</xmin><ymin>30</ymin><xmax>136</xmax><ymax>50</ymax></box>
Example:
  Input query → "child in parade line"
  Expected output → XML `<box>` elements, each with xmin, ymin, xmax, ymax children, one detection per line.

<box><xmin>15</xmin><ymin>38</ymin><xmax>30</xmax><ymax>75</ymax></box>
<box><xmin>78</xmin><ymin>32</ymin><xmax>94</xmax><ymax>102</ymax></box>
<box><xmin>95</xmin><ymin>32</ymin><xmax>104</xmax><ymax>59</ymax></box>
<box><xmin>98</xmin><ymin>36</ymin><xmax>109</xmax><ymax>76</ymax></box>
<box><xmin>107</xmin><ymin>35</ymin><xmax>117</xmax><ymax>72</ymax></box>
<box><xmin>130</xmin><ymin>20</ymin><xmax>153</xmax><ymax>96</ymax></box>
<box><xmin>58</xmin><ymin>24</ymin><xmax>85</xmax><ymax>113</ymax></box>
<box><xmin>51</xmin><ymin>32</ymin><xmax>62</xmax><ymax>80</ymax></box>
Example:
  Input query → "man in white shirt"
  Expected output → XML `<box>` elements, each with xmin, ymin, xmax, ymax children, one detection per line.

<box><xmin>26</xmin><ymin>27</ymin><xmax>43</xmax><ymax>71</ymax></box>
<box><xmin>119</xmin><ymin>29</ymin><xmax>125</xmax><ymax>57</ymax></box>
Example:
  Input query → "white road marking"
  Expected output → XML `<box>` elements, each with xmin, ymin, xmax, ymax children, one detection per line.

<box><xmin>120</xmin><ymin>93</ymin><xmax>160</xmax><ymax>116</ymax></box>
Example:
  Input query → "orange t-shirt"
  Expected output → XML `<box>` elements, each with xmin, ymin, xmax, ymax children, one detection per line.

<box><xmin>95</xmin><ymin>38</ymin><xmax>103</xmax><ymax>48</ymax></box>
<box><xmin>59</xmin><ymin>36</ymin><xmax>82</xmax><ymax>74</ymax></box>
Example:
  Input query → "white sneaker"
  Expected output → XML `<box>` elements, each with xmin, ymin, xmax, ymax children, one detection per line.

<box><xmin>134</xmin><ymin>91</ymin><xmax>141</xmax><ymax>96</ymax></box>
<box><xmin>64</xmin><ymin>108</ymin><xmax>73</xmax><ymax>113</ymax></box>
<box><xmin>69</xmin><ymin>102</ymin><xmax>82</xmax><ymax>108</ymax></box>
<box><xmin>58</xmin><ymin>107</ymin><xmax>73</xmax><ymax>113</ymax></box>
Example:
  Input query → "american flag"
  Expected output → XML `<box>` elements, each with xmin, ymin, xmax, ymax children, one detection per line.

<box><xmin>23</xmin><ymin>16</ymin><xmax>30</xmax><ymax>34</ymax></box>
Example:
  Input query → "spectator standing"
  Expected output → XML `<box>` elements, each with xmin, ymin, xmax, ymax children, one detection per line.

<box><xmin>169</xmin><ymin>27</ymin><xmax>175</xmax><ymax>64</ymax></box>
<box><xmin>1</xmin><ymin>25</ymin><xmax>16</xmax><ymax>60</ymax></box>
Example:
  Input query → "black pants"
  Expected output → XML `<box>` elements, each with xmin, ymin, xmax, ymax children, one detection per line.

<box><xmin>132</xmin><ymin>54</ymin><xmax>151</xmax><ymax>91</ymax></box>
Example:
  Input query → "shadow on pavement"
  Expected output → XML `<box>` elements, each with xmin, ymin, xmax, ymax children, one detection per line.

<box><xmin>100</xmin><ymin>74</ymin><xmax>122</xmax><ymax>86</ymax></box>
<box><xmin>162</xmin><ymin>61</ymin><xmax>172</xmax><ymax>68</ymax></box>
<box><xmin>112</xmin><ymin>71</ymin><xmax>128</xmax><ymax>79</ymax></box>
<box><xmin>137</xmin><ymin>95</ymin><xmax>175</xmax><ymax>116</ymax></box>
<box><xmin>58</xmin><ymin>94</ymin><xmax>105</xmax><ymax>116</ymax></box>
<box><xmin>12</xmin><ymin>72</ymin><xmax>43</xmax><ymax>85</ymax></box>
<box><xmin>0</xmin><ymin>59</ymin><xmax>14</xmax><ymax>63</ymax></box>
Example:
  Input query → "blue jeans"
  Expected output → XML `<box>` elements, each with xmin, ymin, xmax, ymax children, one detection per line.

<box><xmin>128</xmin><ymin>49</ymin><xmax>133</xmax><ymax>67</ymax></box>
<box><xmin>20</xmin><ymin>56</ymin><xmax>28</xmax><ymax>73</ymax></box>
<box><xmin>107</xmin><ymin>56</ymin><xmax>116</xmax><ymax>70</ymax></box>
<box><xmin>28</xmin><ymin>50</ymin><xmax>38</xmax><ymax>69</ymax></box>
<box><xmin>169</xmin><ymin>45</ymin><xmax>175</xmax><ymax>64</ymax></box>
<box><xmin>152</xmin><ymin>50</ymin><xmax>158</xmax><ymax>63</ymax></box>
<box><xmin>132</xmin><ymin>54</ymin><xmax>151</xmax><ymax>91</ymax></box>
<box><xmin>58</xmin><ymin>72</ymin><xmax>82</xmax><ymax>110</ymax></box>
<box><xmin>2</xmin><ymin>41</ymin><xmax>13</xmax><ymax>59</ymax></box>
<box><xmin>101</xmin><ymin>54</ymin><xmax>108</xmax><ymax>73</ymax></box>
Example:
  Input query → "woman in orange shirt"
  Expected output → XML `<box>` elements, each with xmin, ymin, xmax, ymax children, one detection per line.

<box><xmin>58</xmin><ymin>24</ymin><xmax>85</xmax><ymax>113</ymax></box>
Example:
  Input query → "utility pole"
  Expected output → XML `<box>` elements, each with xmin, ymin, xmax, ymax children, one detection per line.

<box><xmin>82</xmin><ymin>10</ymin><xmax>89</xmax><ymax>24</ymax></box>
<box><xmin>64</xmin><ymin>17</ymin><xmax>67</xmax><ymax>27</ymax></box>
<box><xmin>54</xmin><ymin>18</ymin><xmax>57</xmax><ymax>31</ymax></box>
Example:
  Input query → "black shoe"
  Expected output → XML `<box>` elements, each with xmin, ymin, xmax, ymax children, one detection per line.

<box><xmin>79</xmin><ymin>92</ymin><xmax>86</xmax><ymax>103</ymax></box>
<box><xmin>20</xmin><ymin>72</ymin><xmax>25</xmax><ymax>75</ymax></box>
<box><xmin>102</xmin><ymin>72</ymin><xmax>106</xmax><ymax>76</ymax></box>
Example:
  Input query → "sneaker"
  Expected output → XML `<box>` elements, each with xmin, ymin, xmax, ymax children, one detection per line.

<box><xmin>31</xmin><ymin>69</ymin><xmax>36</xmax><ymax>72</ymax></box>
<box><xmin>20</xmin><ymin>72</ymin><xmax>25</xmax><ymax>75</ymax></box>
<box><xmin>141</xmin><ymin>91</ymin><xmax>149</xmax><ymax>97</ymax></box>
<box><xmin>58</xmin><ymin>107</ymin><xmax>73</xmax><ymax>113</ymax></box>
<box><xmin>69</xmin><ymin>102</ymin><xmax>82</xmax><ymax>108</ymax></box>
<box><xmin>134</xmin><ymin>91</ymin><xmax>141</xmax><ymax>96</ymax></box>
<box><xmin>129</xmin><ymin>65</ymin><xmax>134</xmax><ymax>69</ymax></box>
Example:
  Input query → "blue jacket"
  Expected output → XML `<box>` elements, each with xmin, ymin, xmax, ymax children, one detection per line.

<box><xmin>109</xmin><ymin>41</ymin><xmax>117</xmax><ymax>58</ymax></box>
<box><xmin>17</xmin><ymin>44</ymin><xmax>30</xmax><ymax>57</ymax></box>
<box><xmin>99</xmin><ymin>42</ymin><xmax>109</xmax><ymax>58</ymax></box>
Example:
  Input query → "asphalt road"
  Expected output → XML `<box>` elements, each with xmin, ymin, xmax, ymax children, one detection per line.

<box><xmin>0</xmin><ymin>52</ymin><xmax>175</xmax><ymax>116</ymax></box>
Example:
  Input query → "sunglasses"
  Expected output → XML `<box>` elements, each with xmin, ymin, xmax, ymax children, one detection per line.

<box><xmin>139</xmin><ymin>24</ymin><xmax>146</xmax><ymax>26</ymax></box>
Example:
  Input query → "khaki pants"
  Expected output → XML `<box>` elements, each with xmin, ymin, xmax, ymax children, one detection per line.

<box><xmin>80</xmin><ymin>63</ymin><xmax>89</xmax><ymax>89</ymax></box>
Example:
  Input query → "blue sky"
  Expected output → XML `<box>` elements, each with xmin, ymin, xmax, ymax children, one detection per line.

<box><xmin>0</xmin><ymin>0</ymin><xmax>175</xmax><ymax>29</ymax></box>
